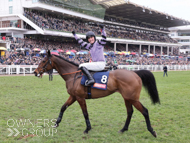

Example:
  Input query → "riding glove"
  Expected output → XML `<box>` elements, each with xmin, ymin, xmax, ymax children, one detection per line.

<box><xmin>72</xmin><ymin>31</ymin><xmax>75</xmax><ymax>35</ymax></box>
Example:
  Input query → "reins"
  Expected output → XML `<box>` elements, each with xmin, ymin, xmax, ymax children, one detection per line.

<box><xmin>62</xmin><ymin>70</ymin><xmax>82</xmax><ymax>87</ymax></box>
<box><xmin>62</xmin><ymin>70</ymin><xmax>81</xmax><ymax>76</ymax></box>
<box><xmin>40</xmin><ymin>55</ymin><xmax>81</xmax><ymax>76</ymax></box>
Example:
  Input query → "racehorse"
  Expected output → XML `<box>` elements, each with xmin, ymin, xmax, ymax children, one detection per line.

<box><xmin>34</xmin><ymin>50</ymin><xmax>160</xmax><ymax>137</ymax></box>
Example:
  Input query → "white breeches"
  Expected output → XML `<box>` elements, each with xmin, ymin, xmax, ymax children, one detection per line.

<box><xmin>79</xmin><ymin>62</ymin><xmax>106</xmax><ymax>71</ymax></box>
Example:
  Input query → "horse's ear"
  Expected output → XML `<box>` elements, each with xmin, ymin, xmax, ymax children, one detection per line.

<box><xmin>47</xmin><ymin>50</ymin><xmax>51</xmax><ymax>57</ymax></box>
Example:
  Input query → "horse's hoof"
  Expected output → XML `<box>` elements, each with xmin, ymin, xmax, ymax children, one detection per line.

<box><xmin>83</xmin><ymin>128</ymin><xmax>91</xmax><ymax>134</ymax></box>
<box><xmin>118</xmin><ymin>130</ymin><xmax>123</xmax><ymax>133</ymax></box>
<box><xmin>118</xmin><ymin>128</ymin><xmax>128</xmax><ymax>133</ymax></box>
<box><xmin>83</xmin><ymin>130</ymin><xmax>88</xmax><ymax>134</ymax></box>
<box><xmin>152</xmin><ymin>131</ymin><xmax>157</xmax><ymax>138</ymax></box>
<box><xmin>53</xmin><ymin>123</ymin><xmax>59</xmax><ymax>128</ymax></box>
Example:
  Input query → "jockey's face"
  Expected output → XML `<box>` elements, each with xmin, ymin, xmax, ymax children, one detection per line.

<box><xmin>88</xmin><ymin>36</ymin><xmax>95</xmax><ymax>44</ymax></box>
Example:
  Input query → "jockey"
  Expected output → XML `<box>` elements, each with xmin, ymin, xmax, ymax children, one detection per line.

<box><xmin>72</xmin><ymin>24</ymin><xmax>107</xmax><ymax>86</ymax></box>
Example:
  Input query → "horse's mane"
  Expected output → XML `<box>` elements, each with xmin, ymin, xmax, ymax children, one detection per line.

<box><xmin>53</xmin><ymin>55</ymin><xmax>79</xmax><ymax>67</ymax></box>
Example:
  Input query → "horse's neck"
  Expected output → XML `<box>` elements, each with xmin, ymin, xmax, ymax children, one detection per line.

<box><xmin>53</xmin><ymin>57</ymin><xmax>78</xmax><ymax>81</ymax></box>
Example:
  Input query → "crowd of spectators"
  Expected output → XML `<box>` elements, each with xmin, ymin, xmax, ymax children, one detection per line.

<box><xmin>0</xmin><ymin>9</ymin><xmax>187</xmax><ymax>66</ymax></box>
<box><xmin>0</xmin><ymin>37</ymin><xmax>189</xmax><ymax>66</ymax></box>
<box><xmin>104</xmin><ymin>16</ymin><xmax>169</xmax><ymax>32</ymax></box>
<box><xmin>24</xmin><ymin>9</ymin><xmax>177</xmax><ymax>44</ymax></box>
<box><xmin>107</xmin><ymin>54</ymin><xmax>189</xmax><ymax>66</ymax></box>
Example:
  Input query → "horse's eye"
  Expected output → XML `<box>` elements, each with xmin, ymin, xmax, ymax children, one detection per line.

<box><xmin>43</xmin><ymin>61</ymin><xmax>46</xmax><ymax>63</ymax></box>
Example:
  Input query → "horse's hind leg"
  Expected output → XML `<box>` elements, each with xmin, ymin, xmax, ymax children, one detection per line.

<box><xmin>55</xmin><ymin>96</ymin><xmax>76</xmax><ymax>127</ymax></box>
<box><xmin>119</xmin><ymin>99</ymin><xmax>133</xmax><ymax>133</ymax></box>
<box><xmin>132</xmin><ymin>101</ymin><xmax>157</xmax><ymax>137</ymax></box>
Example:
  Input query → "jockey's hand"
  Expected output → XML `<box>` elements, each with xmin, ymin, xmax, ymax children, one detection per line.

<box><xmin>99</xmin><ymin>24</ymin><xmax>104</xmax><ymax>29</ymax></box>
<box><xmin>72</xmin><ymin>31</ymin><xmax>75</xmax><ymax>35</ymax></box>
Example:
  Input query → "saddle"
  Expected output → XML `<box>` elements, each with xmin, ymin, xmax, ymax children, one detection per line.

<box><xmin>88</xmin><ymin>66</ymin><xmax>109</xmax><ymax>74</ymax></box>
<box><xmin>80</xmin><ymin>70</ymin><xmax>110</xmax><ymax>90</ymax></box>
<box><xmin>88</xmin><ymin>69</ymin><xmax>108</xmax><ymax>75</ymax></box>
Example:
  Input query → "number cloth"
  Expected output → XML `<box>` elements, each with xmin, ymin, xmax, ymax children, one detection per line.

<box><xmin>81</xmin><ymin>71</ymin><xmax>110</xmax><ymax>90</ymax></box>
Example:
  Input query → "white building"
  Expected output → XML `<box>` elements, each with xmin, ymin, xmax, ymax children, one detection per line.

<box><xmin>169</xmin><ymin>26</ymin><xmax>190</xmax><ymax>54</ymax></box>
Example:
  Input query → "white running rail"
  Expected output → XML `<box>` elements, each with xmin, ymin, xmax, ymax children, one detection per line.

<box><xmin>0</xmin><ymin>65</ymin><xmax>189</xmax><ymax>76</ymax></box>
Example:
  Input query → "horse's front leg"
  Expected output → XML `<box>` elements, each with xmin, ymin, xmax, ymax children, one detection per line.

<box><xmin>76</xmin><ymin>97</ymin><xmax>91</xmax><ymax>134</ymax></box>
<box><xmin>55</xmin><ymin>95</ymin><xmax>76</xmax><ymax>127</ymax></box>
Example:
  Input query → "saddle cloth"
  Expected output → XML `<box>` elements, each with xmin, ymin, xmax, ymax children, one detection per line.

<box><xmin>81</xmin><ymin>71</ymin><xmax>110</xmax><ymax>90</ymax></box>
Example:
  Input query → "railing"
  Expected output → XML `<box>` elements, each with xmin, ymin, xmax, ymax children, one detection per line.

<box><xmin>0</xmin><ymin>23</ymin><xmax>21</xmax><ymax>28</ymax></box>
<box><xmin>0</xmin><ymin>65</ymin><xmax>189</xmax><ymax>76</ymax></box>
<box><xmin>118</xmin><ymin>65</ymin><xmax>190</xmax><ymax>71</ymax></box>
<box><xmin>0</xmin><ymin>65</ymin><xmax>57</xmax><ymax>76</ymax></box>
<box><xmin>0</xmin><ymin>36</ymin><xmax>11</xmax><ymax>41</ymax></box>
<box><xmin>0</xmin><ymin>36</ymin><xmax>25</xmax><ymax>44</ymax></box>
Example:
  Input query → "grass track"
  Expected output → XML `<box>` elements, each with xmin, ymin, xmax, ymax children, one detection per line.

<box><xmin>0</xmin><ymin>71</ymin><xmax>190</xmax><ymax>143</ymax></box>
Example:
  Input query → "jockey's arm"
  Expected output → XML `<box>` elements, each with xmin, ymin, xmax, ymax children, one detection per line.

<box><xmin>72</xmin><ymin>31</ymin><xmax>92</xmax><ymax>50</ymax></box>
<box><xmin>98</xmin><ymin>26</ymin><xmax>107</xmax><ymax>46</ymax></box>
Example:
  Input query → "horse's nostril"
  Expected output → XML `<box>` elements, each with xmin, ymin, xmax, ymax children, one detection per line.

<box><xmin>34</xmin><ymin>72</ymin><xmax>37</xmax><ymax>76</ymax></box>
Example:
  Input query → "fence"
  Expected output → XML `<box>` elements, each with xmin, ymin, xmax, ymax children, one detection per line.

<box><xmin>118</xmin><ymin>65</ymin><xmax>190</xmax><ymax>71</ymax></box>
<box><xmin>0</xmin><ymin>23</ymin><xmax>21</xmax><ymax>28</ymax></box>
<box><xmin>0</xmin><ymin>65</ymin><xmax>57</xmax><ymax>76</ymax></box>
<box><xmin>0</xmin><ymin>65</ymin><xmax>189</xmax><ymax>76</ymax></box>
<box><xmin>0</xmin><ymin>36</ymin><xmax>11</xmax><ymax>41</ymax></box>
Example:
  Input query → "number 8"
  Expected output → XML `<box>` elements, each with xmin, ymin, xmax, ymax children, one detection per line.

<box><xmin>101</xmin><ymin>75</ymin><xmax>107</xmax><ymax>83</ymax></box>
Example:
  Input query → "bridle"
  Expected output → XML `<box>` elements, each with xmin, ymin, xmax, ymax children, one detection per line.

<box><xmin>37</xmin><ymin>56</ymin><xmax>53</xmax><ymax>74</ymax></box>
<box><xmin>36</xmin><ymin>55</ymin><xmax>81</xmax><ymax>76</ymax></box>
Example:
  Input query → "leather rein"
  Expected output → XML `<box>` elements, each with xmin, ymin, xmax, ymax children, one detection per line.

<box><xmin>39</xmin><ymin>56</ymin><xmax>81</xmax><ymax>76</ymax></box>
<box><xmin>62</xmin><ymin>70</ymin><xmax>81</xmax><ymax>76</ymax></box>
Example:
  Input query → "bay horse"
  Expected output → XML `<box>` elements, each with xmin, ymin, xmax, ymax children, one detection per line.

<box><xmin>34</xmin><ymin>50</ymin><xmax>160</xmax><ymax>137</ymax></box>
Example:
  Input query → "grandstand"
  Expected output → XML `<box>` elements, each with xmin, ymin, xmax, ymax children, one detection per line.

<box><xmin>169</xmin><ymin>26</ymin><xmax>190</xmax><ymax>54</ymax></box>
<box><xmin>0</xmin><ymin>0</ymin><xmax>189</xmax><ymax>66</ymax></box>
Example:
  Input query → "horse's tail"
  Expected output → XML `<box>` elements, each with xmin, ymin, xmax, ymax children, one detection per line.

<box><xmin>134</xmin><ymin>70</ymin><xmax>160</xmax><ymax>104</ymax></box>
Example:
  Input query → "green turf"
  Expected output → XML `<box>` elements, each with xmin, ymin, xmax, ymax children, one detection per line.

<box><xmin>0</xmin><ymin>71</ymin><xmax>190</xmax><ymax>143</ymax></box>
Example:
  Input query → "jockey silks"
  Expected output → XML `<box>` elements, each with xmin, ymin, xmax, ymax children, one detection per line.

<box><xmin>73</xmin><ymin>28</ymin><xmax>107</xmax><ymax>62</ymax></box>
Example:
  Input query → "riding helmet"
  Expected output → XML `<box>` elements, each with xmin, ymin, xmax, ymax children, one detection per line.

<box><xmin>86</xmin><ymin>31</ymin><xmax>96</xmax><ymax>41</ymax></box>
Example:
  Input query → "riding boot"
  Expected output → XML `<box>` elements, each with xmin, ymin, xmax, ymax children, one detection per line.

<box><xmin>80</xmin><ymin>67</ymin><xmax>95</xmax><ymax>86</ymax></box>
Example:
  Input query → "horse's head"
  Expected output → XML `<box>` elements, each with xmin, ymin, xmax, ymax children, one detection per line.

<box><xmin>34</xmin><ymin>50</ymin><xmax>53</xmax><ymax>77</ymax></box>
